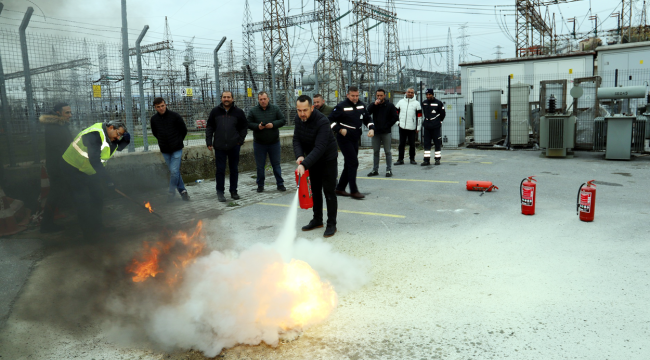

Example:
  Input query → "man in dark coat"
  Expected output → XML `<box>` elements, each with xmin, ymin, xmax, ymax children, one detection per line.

<box><xmin>205</xmin><ymin>91</ymin><xmax>248</xmax><ymax>202</ymax></box>
<box><xmin>150</xmin><ymin>97</ymin><xmax>190</xmax><ymax>201</ymax></box>
<box><xmin>294</xmin><ymin>95</ymin><xmax>339</xmax><ymax>238</ymax></box>
<box><xmin>39</xmin><ymin>102</ymin><xmax>73</xmax><ymax>233</ymax></box>
<box><xmin>366</xmin><ymin>88</ymin><xmax>398</xmax><ymax>177</ymax></box>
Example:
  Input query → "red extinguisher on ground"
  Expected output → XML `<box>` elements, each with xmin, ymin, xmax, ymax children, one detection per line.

<box><xmin>295</xmin><ymin>169</ymin><xmax>314</xmax><ymax>210</ymax></box>
<box><xmin>520</xmin><ymin>176</ymin><xmax>536</xmax><ymax>215</ymax></box>
<box><xmin>577</xmin><ymin>180</ymin><xmax>596</xmax><ymax>222</ymax></box>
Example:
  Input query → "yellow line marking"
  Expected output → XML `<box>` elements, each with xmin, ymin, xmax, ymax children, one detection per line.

<box><xmin>258</xmin><ymin>203</ymin><xmax>405</xmax><ymax>218</ymax></box>
<box><xmin>357</xmin><ymin>177</ymin><xmax>458</xmax><ymax>184</ymax></box>
<box><xmin>480</xmin><ymin>162</ymin><xmax>493</xmax><ymax>164</ymax></box>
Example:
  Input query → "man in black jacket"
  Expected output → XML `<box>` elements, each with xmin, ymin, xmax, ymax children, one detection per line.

<box><xmin>294</xmin><ymin>95</ymin><xmax>338</xmax><ymax>238</ymax></box>
<box><xmin>39</xmin><ymin>102</ymin><xmax>73</xmax><ymax>233</ymax></box>
<box><xmin>420</xmin><ymin>89</ymin><xmax>446</xmax><ymax>166</ymax></box>
<box><xmin>366</xmin><ymin>89</ymin><xmax>398</xmax><ymax>177</ymax></box>
<box><xmin>150</xmin><ymin>97</ymin><xmax>190</xmax><ymax>201</ymax></box>
<box><xmin>329</xmin><ymin>86</ymin><xmax>374</xmax><ymax>199</ymax></box>
<box><xmin>206</xmin><ymin>91</ymin><xmax>248</xmax><ymax>202</ymax></box>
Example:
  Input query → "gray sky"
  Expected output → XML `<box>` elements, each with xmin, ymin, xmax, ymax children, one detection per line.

<box><xmin>0</xmin><ymin>0</ymin><xmax>632</xmax><ymax>74</ymax></box>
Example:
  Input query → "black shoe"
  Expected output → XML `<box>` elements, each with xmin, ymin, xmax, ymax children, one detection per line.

<box><xmin>435</xmin><ymin>158</ymin><xmax>441</xmax><ymax>165</ymax></box>
<box><xmin>257</xmin><ymin>186</ymin><xmax>264</xmax><ymax>193</ymax></box>
<box><xmin>181</xmin><ymin>190</ymin><xmax>190</xmax><ymax>201</ymax></box>
<box><xmin>410</xmin><ymin>159</ymin><xmax>418</xmax><ymax>165</ymax></box>
<box><xmin>217</xmin><ymin>192</ymin><xmax>227</xmax><ymax>202</ymax></box>
<box><xmin>394</xmin><ymin>160</ymin><xmax>404</xmax><ymax>165</ymax></box>
<box><xmin>277</xmin><ymin>185</ymin><xmax>286</xmax><ymax>191</ymax></box>
<box><xmin>40</xmin><ymin>223</ymin><xmax>64</xmax><ymax>233</ymax></box>
<box><xmin>230</xmin><ymin>192</ymin><xmax>240</xmax><ymax>200</ymax></box>
<box><xmin>386</xmin><ymin>170</ymin><xmax>392</xmax><ymax>177</ymax></box>
<box><xmin>367</xmin><ymin>170</ymin><xmax>379</xmax><ymax>177</ymax></box>
<box><xmin>302</xmin><ymin>219</ymin><xmax>324</xmax><ymax>231</ymax></box>
<box><xmin>323</xmin><ymin>225</ymin><xmax>337</xmax><ymax>238</ymax></box>
<box><xmin>420</xmin><ymin>159</ymin><xmax>430</xmax><ymax>166</ymax></box>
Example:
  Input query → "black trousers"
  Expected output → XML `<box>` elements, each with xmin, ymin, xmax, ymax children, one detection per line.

<box><xmin>309</xmin><ymin>158</ymin><xmax>338</xmax><ymax>227</ymax></box>
<box><xmin>336</xmin><ymin>130</ymin><xmax>360</xmax><ymax>194</ymax></box>
<box><xmin>398</xmin><ymin>128</ymin><xmax>417</xmax><ymax>161</ymax></box>
<box><xmin>423</xmin><ymin>125</ymin><xmax>442</xmax><ymax>159</ymax></box>
<box><xmin>41</xmin><ymin>163</ymin><xmax>65</xmax><ymax>228</ymax></box>
<box><xmin>60</xmin><ymin>163</ymin><xmax>104</xmax><ymax>239</ymax></box>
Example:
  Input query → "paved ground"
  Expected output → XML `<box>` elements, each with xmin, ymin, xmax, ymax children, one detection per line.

<box><xmin>1</xmin><ymin>147</ymin><xmax>649</xmax><ymax>360</ymax></box>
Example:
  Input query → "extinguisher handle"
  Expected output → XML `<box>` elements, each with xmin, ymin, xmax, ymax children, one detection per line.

<box><xmin>576</xmin><ymin>183</ymin><xmax>585</xmax><ymax>215</ymax></box>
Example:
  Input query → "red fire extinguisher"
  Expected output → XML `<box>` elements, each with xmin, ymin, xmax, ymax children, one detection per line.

<box><xmin>465</xmin><ymin>180</ymin><xmax>499</xmax><ymax>196</ymax></box>
<box><xmin>520</xmin><ymin>176</ymin><xmax>536</xmax><ymax>215</ymax></box>
<box><xmin>577</xmin><ymin>180</ymin><xmax>596</xmax><ymax>222</ymax></box>
<box><xmin>295</xmin><ymin>169</ymin><xmax>313</xmax><ymax>210</ymax></box>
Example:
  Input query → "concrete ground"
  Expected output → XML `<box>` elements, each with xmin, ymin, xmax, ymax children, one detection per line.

<box><xmin>1</xmin><ymin>147</ymin><xmax>649</xmax><ymax>360</ymax></box>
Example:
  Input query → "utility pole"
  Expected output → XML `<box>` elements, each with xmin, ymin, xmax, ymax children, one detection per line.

<box><xmin>495</xmin><ymin>45</ymin><xmax>504</xmax><ymax>60</ymax></box>
<box><xmin>458</xmin><ymin>23</ymin><xmax>469</xmax><ymax>64</ymax></box>
<box><xmin>121</xmin><ymin>0</ymin><xmax>135</xmax><ymax>152</ymax></box>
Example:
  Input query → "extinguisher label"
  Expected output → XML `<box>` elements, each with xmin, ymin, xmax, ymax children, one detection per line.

<box><xmin>521</xmin><ymin>186</ymin><xmax>534</xmax><ymax>206</ymax></box>
<box><xmin>306</xmin><ymin>175</ymin><xmax>313</xmax><ymax>198</ymax></box>
<box><xmin>579</xmin><ymin>191</ymin><xmax>591</xmax><ymax>213</ymax></box>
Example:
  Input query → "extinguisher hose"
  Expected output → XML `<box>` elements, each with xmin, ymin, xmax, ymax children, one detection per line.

<box><xmin>576</xmin><ymin>183</ymin><xmax>585</xmax><ymax>215</ymax></box>
<box><xmin>520</xmin><ymin>178</ymin><xmax>525</xmax><ymax>202</ymax></box>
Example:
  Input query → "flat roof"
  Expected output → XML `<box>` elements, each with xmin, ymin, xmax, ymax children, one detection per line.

<box><xmin>459</xmin><ymin>51</ymin><xmax>596</xmax><ymax>67</ymax></box>
<box><xmin>595</xmin><ymin>41</ymin><xmax>650</xmax><ymax>52</ymax></box>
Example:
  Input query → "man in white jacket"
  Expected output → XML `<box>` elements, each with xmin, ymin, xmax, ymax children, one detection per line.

<box><xmin>394</xmin><ymin>88</ymin><xmax>422</xmax><ymax>165</ymax></box>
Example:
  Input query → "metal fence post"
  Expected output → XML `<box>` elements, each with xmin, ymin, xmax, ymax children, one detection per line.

<box><xmin>374</xmin><ymin>62</ymin><xmax>384</xmax><ymax>93</ymax></box>
<box><xmin>270</xmin><ymin>46</ymin><xmax>282</xmax><ymax>106</ymax></box>
<box><xmin>121</xmin><ymin>0</ymin><xmax>135</xmax><ymax>152</ymax></box>
<box><xmin>19</xmin><ymin>7</ymin><xmax>39</xmax><ymax>163</ymax></box>
<box><xmin>213</xmin><ymin>37</ymin><xmax>226</xmax><ymax>106</ymax></box>
<box><xmin>314</xmin><ymin>53</ymin><xmax>325</xmax><ymax>96</ymax></box>
<box><xmin>136</xmin><ymin>25</ymin><xmax>149</xmax><ymax>151</ymax></box>
<box><xmin>0</xmin><ymin>4</ymin><xmax>16</xmax><ymax>167</ymax></box>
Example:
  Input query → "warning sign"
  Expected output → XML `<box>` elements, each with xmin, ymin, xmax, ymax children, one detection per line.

<box><xmin>92</xmin><ymin>85</ymin><xmax>101</xmax><ymax>98</ymax></box>
<box><xmin>247</xmin><ymin>88</ymin><xmax>253</xmax><ymax>97</ymax></box>
<box><xmin>181</xmin><ymin>88</ymin><xmax>193</xmax><ymax>97</ymax></box>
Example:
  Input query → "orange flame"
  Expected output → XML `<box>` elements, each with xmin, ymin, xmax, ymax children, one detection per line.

<box><xmin>126</xmin><ymin>221</ymin><xmax>205</xmax><ymax>284</ymax></box>
<box><xmin>144</xmin><ymin>201</ymin><xmax>153</xmax><ymax>213</ymax></box>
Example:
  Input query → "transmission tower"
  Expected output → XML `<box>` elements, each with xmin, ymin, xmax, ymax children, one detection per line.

<box><xmin>164</xmin><ymin>17</ymin><xmax>175</xmax><ymax>84</ymax></box>
<box><xmin>515</xmin><ymin>0</ymin><xmax>557</xmax><ymax>57</ymax></box>
<box><xmin>621</xmin><ymin>0</ymin><xmax>633</xmax><ymax>42</ymax></box>
<box><xmin>495</xmin><ymin>45</ymin><xmax>504</xmax><ymax>59</ymax></box>
<box><xmin>242</xmin><ymin>0</ymin><xmax>257</xmax><ymax>72</ymax></box>
<box><xmin>226</xmin><ymin>40</ymin><xmax>235</xmax><ymax>89</ymax></box>
<box><xmin>446</xmin><ymin>28</ymin><xmax>455</xmax><ymax>76</ymax></box>
<box><xmin>317</xmin><ymin>0</ymin><xmax>344</xmax><ymax>103</ymax></box>
<box><xmin>263</xmin><ymin>0</ymin><xmax>292</xmax><ymax>110</ymax></box>
<box><xmin>458</xmin><ymin>23</ymin><xmax>469</xmax><ymax>64</ymax></box>
<box><xmin>351</xmin><ymin>1</ymin><xmax>373</xmax><ymax>90</ymax></box>
<box><xmin>385</xmin><ymin>0</ymin><xmax>401</xmax><ymax>87</ymax></box>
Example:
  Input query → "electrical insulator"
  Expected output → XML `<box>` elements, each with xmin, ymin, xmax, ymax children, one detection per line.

<box><xmin>548</xmin><ymin>94</ymin><xmax>556</xmax><ymax>113</ymax></box>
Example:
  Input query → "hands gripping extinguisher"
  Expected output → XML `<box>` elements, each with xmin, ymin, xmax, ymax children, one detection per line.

<box><xmin>295</xmin><ymin>169</ymin><xmax>314</xmax><ymax>210</ymax></box>
<box><xmin>577</xmin><ymin>180</ymin><xmax>596</xmax><ymax>222</ymax></box>
<box><xmin>520</xmin><ymin>176</ymin><xmax>537</xmax><ymax>215</ymax></box>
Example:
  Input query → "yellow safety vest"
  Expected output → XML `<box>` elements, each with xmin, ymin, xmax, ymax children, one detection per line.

<box><xmin>62</xmin><ymin>123</ymin><xmax>116</xmax><ymax>175</ymax></box>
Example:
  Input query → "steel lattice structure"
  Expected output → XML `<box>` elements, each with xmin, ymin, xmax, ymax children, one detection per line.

<box><xmin>384</xmin><ymin>0</ymin><xmax>401</xmax><ymax>85</ymax></box>
<box><xmin>262</xmin><ymin>0</ymin><xmax>292</xmax><ymax>113</ymax></box>
<box><xmin>317</xmin><ymin>0</ymin><xmax>344</xmax><ymax>103</ymax></box>
<box><xmin>242</xmin><ymin>0</ymin><xmax>258</xmax><ymax>73</ymax></box>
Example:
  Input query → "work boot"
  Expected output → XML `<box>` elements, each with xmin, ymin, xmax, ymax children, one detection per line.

<box><xmin>386</xmin><ymin>170</ymin><xmax>392</xmax><ymax>177</ymax></box>
<box><xmin>217</xmin><ymin>192</ymin><xmax>227</xmax><ymax>202</ymax></box>
<box><xmin>394</xmin><ymin>160</ymin><xmax>404</xmax><ymax>165</ymax></box>
<box><xmin>435</xmin><ymin>158</ymin><xmax>441</xmax><ymax>165</ymax></box>
<box><xmin>40</xmin><ymin>223</ymin><xmax>64</xmax><ymax>234</ymax></box>
<box><xmin>181</xmin><ymin>190</ymin><xmax>190</xmax><ymax>201</ymax></box>
<box><xmin>302</xmin><ymin>219</ymin><xmax>324</xmax><ymax>231</ymax></box>
<box><xmin>323</xmin><ymin>225</ymin><xmax>337</xmax><ymax>238</ymax></box>
<box><xmin>350</xmin><ymin>192</ymin><xmax>365</xmax><ymax>199</ymax></box>
<box><xmin>277</xmin><ymin>185</ymin><xmax>286</xmax><ymax>191</ymax></box>
<box><xmin>420</xmin><ymin>159</ymin><xmax>430</xmax><ymax>166</ymax></box>
<box><xmin>257</xmin><ymin>186</ymin><xmax>264</xmax><ymax>193</ymax></box>
<box><xmin>335</xmin><ymin>190</ymin><xmax>351</xmax><ymax>197</ymax></box>
<box><xmin>367</xmin><ymin>170</ymin><xmax>379</xmax><ymax>177</ymax></box>
<box><xmin>230</xmin><ymin>191</ymin><xmax>240</xmax><ymax>200</ymax></box>
<box><xmin>410</xmin><ymin>159</ymin><xmax>418</xmax><ymax>165</ymax></box>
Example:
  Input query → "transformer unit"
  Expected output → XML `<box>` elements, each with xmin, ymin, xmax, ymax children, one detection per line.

<box><xmin>593</xmin><ymin>116</ymin><xmax>647</xmax><ymax>159</ymax></box>
<box><xmin>509</xmin><ymin>82</ymin><xmax>531</xmax><ymax>145</ymax></box>
<box><xmin>472</xmin><ymin>89</ymin><xmax>502</xmax><ymax>143</ymax></box>
<box><xmin>440</xmin><ymin>94</ymin><xmax>465</xmax><ymax>148</ymax></box>
<box><xmin>539</xmin><ymin>80</ymin><xmax>576</xmax><ymax>157</ymax></box>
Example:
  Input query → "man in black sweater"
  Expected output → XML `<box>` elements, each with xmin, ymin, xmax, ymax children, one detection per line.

<box><xmin>294</xmin><ymin>95</ymin><xmax>338</xmax><ymax>238</ymax></box>
<box><xmin>150</xmin><ymin>97</ymin><xmax>190</xmax><ymax>201</ymax></box>
<box><xmin>366</xmin><ymin>89</ymin><xmax>398</xmax><ymax>177</ymax></box>
<box><xmin>206</xmin><ymin>91</ymin><xmax>248</xmax><ymax>202</ymax></box>
<box><xmin>39</xmin><ymin>102</ymin><xmax>74</xmax><ymax>233</ymax></box>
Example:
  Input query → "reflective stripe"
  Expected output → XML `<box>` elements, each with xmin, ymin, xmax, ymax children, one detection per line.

<box><xmin>434</xmin><ymin>151</ymin><xmax>441</xmax><ymax>156</ymax></box>
<box><xmin>72</xmin><ymin>139</ymin><xmax>89</xmax><ymax>159</ymax></box>
<box><xmin>343</xmin><ymin>107</ymin><xmax>354</xmax><ymax>111</ymax></box>
<box><xmin>356</xmin><ymin>105</ymin><xmax>365</xmax><ymax>109</ymax></box>
<box><xmin>330</xmin><ymin>122</ymin><xmax>337</xmax><ymax>128</ymax></box>
<box><xmin>367</xmin><ymin>122</ymin><xmax>374</xmax><ymax>127</ymax></box>
<box><xmin>340</xmin><ymin>123</ymin><xmax>356</xmax><ymax>129</ymax></box>
<box><xmin>424</xmin><ymin>151</ymin><xmax>431</xmax><ymax>155</ymax></box>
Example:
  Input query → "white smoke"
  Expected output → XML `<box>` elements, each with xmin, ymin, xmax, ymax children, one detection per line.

<box><xmin>108</xmin><ymin>192</ymin><xmax>369</xmax><ymax>357</ymax></box>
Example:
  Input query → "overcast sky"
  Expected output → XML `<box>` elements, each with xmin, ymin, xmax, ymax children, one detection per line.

<box><xmin>0</xmin><ymin>0</ymin><xmax>632</xmax><ymax>74</ymax></box>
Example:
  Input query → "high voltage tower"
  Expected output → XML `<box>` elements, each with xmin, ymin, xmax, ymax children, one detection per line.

<box><xmin>384</xmin><ymin>0</ymin><xmax>401</xmax><ymax>85</ymax></box>
<box><xmin>316</xmin><ymin>0</ymin><xmax>344</xmax><ymax>102</ymax></box>
<box><xmin>242</xmin><ymin>0</ymin><xmax>257</xmax><ymax>73</ymax></box>
<box><xmin>457</xmin><ymin>23</ymin><xmax>468</xmax><ymax>64</ymax></box>
<box><xmin>447</xmin><ymin>28</ymin><xmax>454</xmax><ymax>76</ymax></box>
<box><xmin>495</xmin><ymin>45</ymin><xmax>504</xmax><ymax>60</ymax></box>
<box><xmin>262</xmin><ymin>0</ymin><xmax>292</xmax><ymax>110</ymax></box>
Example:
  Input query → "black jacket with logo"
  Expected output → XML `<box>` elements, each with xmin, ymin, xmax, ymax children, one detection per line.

<box><xmin>421</xmin><ymin>97</ymin><xmax>446</xmax><ymax>129</ymax></box>
<box><xmin>150</xmin><ymin>109</ymin><xmax>187</xmax><ymax>153</ymax></box>
<box><xmin>205</xmin><ymin>103</ymin><xmax>248</xmax><ymax>151</ymax></box>
<box><xmin>329</xmin><ymin>98</ymin><xmax>374</xmax><ymax>134</ymax></box>
<box><xmin>367</xmin><ymin>100</ymin><xmax>398</xmax><ymax>134</ymax></box>
<box><xmin>293</xmin><ymin>109</ymin><xmax>338</xmax><ymax>170</ymax></box>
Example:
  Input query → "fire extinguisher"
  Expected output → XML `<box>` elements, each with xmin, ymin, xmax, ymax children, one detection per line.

<box><xmin>577</xmin><ymin>180</ymin><xmax>596</xmax><ymax>222</ymax></box>
<box><xmin>465</xmin><ymin>180</ymin><xmax>499</xmax><ymax>196</ymax></box>
<box><xmin>520</xmin><ymin>176</ymin><xmax>536</xmax><ymax>215</ymax></box>
<box><xmin>295</xmin><ymin>169</ymin><xmax>314</xmax><ymax>210</ymax></box>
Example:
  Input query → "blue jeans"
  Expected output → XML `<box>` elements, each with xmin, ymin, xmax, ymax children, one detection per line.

<box><xmin>253</xmin><ymin>141</ymin><xmax>284</xmax><ymax>187</ymax></box>
<box><xmin>214</xmin><ymin>145</ymin><xmax>240</xmax><ymax>193</ymax></box>
<box><xmin>162</xmin><ymin>149</ymin><xmax>187</xmax><ymax>194</ymax></box>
